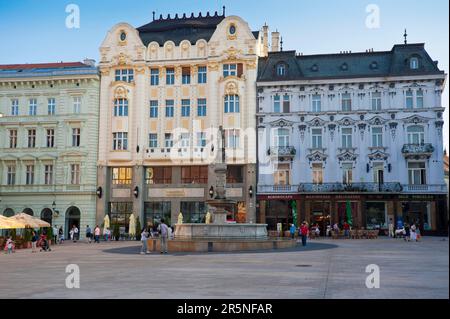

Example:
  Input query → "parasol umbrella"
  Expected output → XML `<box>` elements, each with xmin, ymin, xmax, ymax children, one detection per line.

<box><xmin>9</xmin><ymin>213</ymin><xmax>50</xmax><ymax>228</ymax></box>
<box><xmin>345</xmin><ymin>200</ymin><xmax>353</xmax><ymax>227</ymax></box>
<box><xmin>129</xmin><ymin>215</ymin><xmax>136</xmax><ymax>236</ymax></box>
<box><xmin>291</xmin><ymin>200</ymin><xmax>298</xmax><ymax>228</ymax></box>
<box><xmin>0</xmin><ymin>215</ymin><xmax>25</xmax><ymax>229</ymax></box>
<box><xmin>103</xmin><ymin>215</ymin><xmax>110</xmax><ymax>229</ymax></box>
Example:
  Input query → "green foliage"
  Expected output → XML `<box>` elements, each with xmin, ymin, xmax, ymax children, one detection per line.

<box><xmin>10</xmin><ymin>229</ymin><xmax>16</xmax><ymax>240</ymax></box>
<box><xmin>113</xmin><ymin>224</ymin><xmax>120</xmax><ymax>240</ymax></box>
<box><xmin>46</xmin><ymin>226</ymin><xmax>53</xmax><ymax>240</ymax></box>
<box><xmin>135</xmin><ymin>218</ymin><xmax>141</xmax><ymax>241</ymax></box>
<box><xmin>24</xmin><ymin>229</ymin><xmax>32</xmax><ymax>242</ymax></box>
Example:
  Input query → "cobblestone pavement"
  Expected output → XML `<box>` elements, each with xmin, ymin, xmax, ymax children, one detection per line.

<box><xmin>0</xmin><ymin>237</ymin><xmax>448</xmax><ymax>299</ymax></box>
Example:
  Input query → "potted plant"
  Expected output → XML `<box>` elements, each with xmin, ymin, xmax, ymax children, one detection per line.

<box><xmin>46</xmin><ymin>227</ymin><xmax>53</xmax><ymax>245</ymax></box>
<box><xmin>24</xmin><ymin>229</ymin><xmax>32</xmax><ymax>248</ymax></box>
<box><xmin>113</xmin><ymin>224</ymin><xmax>120</xmax><ymax>241</ymax></box>
<box><xmin>135</xmin><ymin>219</ymin><xmax>141</xmax><ymax>241</ymax></box>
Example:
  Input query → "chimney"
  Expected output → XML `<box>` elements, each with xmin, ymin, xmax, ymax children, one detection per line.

<box><xmin>271</xmin><ymin>31</ymin><xmax>280</xmax><ymax>52</ymax></box>
<box><xmin>262</xmin><ymin>24</ymin><xmax>269</xmax><ymax>57</ymax></box>
<box><xmin>83</xmin><ymin>58</ymin><xmax>96</xmax><ymax>67</ymax></box>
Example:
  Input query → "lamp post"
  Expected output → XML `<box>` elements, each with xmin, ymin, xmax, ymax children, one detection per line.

<box><xmin>248</xmin><ymin>185</ymin><xmax>253</xmax><ymax>198</ymax></box>
<box><xmin>209</xmin><ymin>186</ymin><xmax>214</xmax><ymax>199</ymax></box>
<box><xmin>96</xmin><ymin>186</ymin><xmax>103</xmax><ymax>198</ymax></box>
<box><xmin>133</xmin><ymin>186</ymin><xmax>139</xmax><ymax>198</ymax></box>
<box><xmin>52</xmin><ymin>201</ymin><xmax>59</xmax><ymax>217</ymax></box>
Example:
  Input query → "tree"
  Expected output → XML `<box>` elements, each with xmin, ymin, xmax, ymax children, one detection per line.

<box><xmin>135</xmin><ymin>219</ymin><xmax>141</xmax><ymax>241</ymax></box>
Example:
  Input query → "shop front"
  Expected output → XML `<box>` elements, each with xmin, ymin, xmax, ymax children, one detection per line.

<box><xmin>257</xmin><ymin>194</ymin><xmax>301</xmax><ymax>231</ymax></box>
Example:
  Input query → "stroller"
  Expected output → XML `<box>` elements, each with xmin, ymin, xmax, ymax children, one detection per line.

<box><xmin>38</xmin><ymin>235</ymin><xmax>52</xmax><ymax>252</ymax></box>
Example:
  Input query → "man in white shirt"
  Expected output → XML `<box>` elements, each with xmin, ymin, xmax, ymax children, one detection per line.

<box><xmin>157</xmin><ymin>219</ymin><xmax>169</xmax><ymax>254</ymax></box>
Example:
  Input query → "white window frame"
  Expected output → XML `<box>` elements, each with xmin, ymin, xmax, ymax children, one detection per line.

<box><xmin>371</xmin><ymin>127</ymin><xmax>383</xmax><ymax>147</ymax></box>
<box><xmin>48</xmin><ymin>98</ymin><xmax>56</xmax><ymax>115</ymax></box>
<box><xmin>113</xmin><ymin>132</ymin><xmax>128</xmax><ymax>150</ymax></box>
<box><xmin>29</xmin><ymin>98</ymin><xmax>37</xmax><ymax>116</ymax></box>
<box><xmin>226</xmin><ymin>129</ymin><xmax>240</xmax><ymax>149</ymax></box>
<box><xmin>275</xmin><ymin>128</ymin><xmax>290</xmax><ymax>147</ymax></box>
<box><xmin>73</xmin><ymin>96</ymin><xmax>81</xmax><ymax>114</ymax></box>
<box><xmin>27</xmin><ymin>129</ymin><xmax>36</xmax><ymax>148</ymax></box>
<box><xmin>407</xmin><ymin>126</ymin><xmax>425</xmax><ymax>144</ymax></box>
<box><xmin>342</xmin><ymin>163</ymin><xmax>353</xmax><ymax>184</ymax></box>
<box><xmin>371</xmin><ymin>92</ymin><xmax>382</xmax><ymax>111</ymax></box>
<box><xmin>408</xmin><ymin>161</ymin><xmax>426</xmax><ymax>185</ymax></box>
<box><xmin>312</xmin><ymin>163</ymin><xmax>323</xmax><ymax>184</ymax></box>
<box><xmin>198</xmin><ymin>66</ymin><xmax>207</xmax><ymax>84</ymax></box>
<box><xmin>9</xmin><ymin>129</ymin><xmax>17</xmax><ymax>148</ymax></box>
<box><xmin>341</xmin><ymin>93</ymin><xmax>352</xmax><ymax>112</ymax></box>
<box><xmin>70</xmin><ymin>164</ymin><xmax>81</xmax><ymax>185</ymax></box>
<box><xmin>312</xmin><ymin>94</ymin><xmax>321</xmax><ymax>113</ymax></box>
<box><xmin>149</xmin><ymin>133</ymin><xmax>158</xmax><ymax>148</ymax></box>
<box><xmin>7</xmin><ymin>165</ymin><xmax>16</xmax><ymax>185</ymax></box>
<box><xmin>72</xmin><ymin>128</ymin><xmax>81</xmax><ymax>147</ymax></box>
<box><xmin>341</xmin><ymin>128</ymin><xmax>353</xmax><ymax>148</ymax></box>
<box><xmin>44</xmin><ymin>164</ymin><xmax>53</xmax><ymax>185</ymax></box>
<box><xmin>11</xmin><ymin>99</ymin><xmax>19</xmax><ymax>116</ymax></box>
<box><xmin>150</xmin><ymin>68</ymin><xmax>159</xmax><ymax>86</ymax></box>
<box><xmin>223</xmin><ymin>64</ymin><xmax>237</xmax><ymax>77</ymax></box>
<box><xmin>46</xmin><ymin>128</ymin><xmax>55</xmax><ymax>148</ymax></box>
<box><xmin>224</xmin><ymin>95</ymin><xmax>239</xmax><ymax>113</ymax></box>
<box><xmin>26</xmin><ymin>165</ymin><xmax>34</xmax><ymax>185</ymax></box>
<box><xmin>311</xmin><ymin>128</ymin><xmax>323</xmax><ymax>149</ymax></box>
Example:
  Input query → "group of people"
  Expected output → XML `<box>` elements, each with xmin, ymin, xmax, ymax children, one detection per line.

<box><xmin>140</xmin><ymin>219</ymin><xmax>173</xmax><ymax>255</ymax></box>
<box><xmin>289</xmin><ymin>222</ymin><xmax>311</xmax><ymax>247</ymax></box>
<box><xmin>390</xmin><ymin>221</ymin><xmax>421</xmax><ymax>242</ymax></box>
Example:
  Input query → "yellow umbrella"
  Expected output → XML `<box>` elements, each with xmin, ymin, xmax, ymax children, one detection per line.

<box><xmin>103</xmin><ymin>215</ymin><xmax>110</xmax><ymax>229</ymax></box>
<box><xmin>0</xmin><ymin>215</ymin><xmax>25</xmax><ymax>229</ymax></box>
<box><xmin>9</xmin><ymin>213</ymin><xmax>50</xmax><ymax>228</ymax></box>
<box><xmin>129</xmin><ymin>215</ymin><xmax>136</xmax><ymax>236</ymax></box>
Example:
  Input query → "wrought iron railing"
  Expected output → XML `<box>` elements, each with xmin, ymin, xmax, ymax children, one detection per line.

<box><xmin>298</xmin><ymin>182</ymin><xmax>403</xmax><ymax>193</ymax></box>
<box><xmin>401</xmin><ymin>143</ymin><xmax>434</xmax><ymax>154</ymax></box>
<box><xmin>268</xmin><ymin>146</ymin><xmax>296</xmax><ymax>157</ymax></box>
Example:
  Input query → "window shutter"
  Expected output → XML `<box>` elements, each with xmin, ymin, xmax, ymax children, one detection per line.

<box><xmin>237</xmin><ymin>63</ymin><xmax>244</xmax><ymax>77</ymax></box>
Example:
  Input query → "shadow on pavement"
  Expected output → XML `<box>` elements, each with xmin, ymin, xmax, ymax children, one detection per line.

<box><xmin>102</xmin><ymin>241</ymin><xmax>339</xmax><ymax>256</ymax></box>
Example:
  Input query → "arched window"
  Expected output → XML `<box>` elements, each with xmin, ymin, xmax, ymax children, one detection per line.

<box><xmin>41</xmin><ymin>208</ymin><xmax>53</xmax><ymax>225</ymax></box>
<box><xmin>23</xmin><ymin>208</ymin><xmax>34</xmax><ymax>216</ymax></box>
<box><xmin>3</xmin><ymin>208</ymin><xmax>14</xmax><ymax>217</ymax></box>
<box><xmin>407</xmin><ymin>125</ymin><xmax>425</xmax><ymax>144</ymax></box>
<box><xmin>224</xmin><ymin>95</ymin><xmax>240</xmax><ymax>113</ymax></box>
<box><xmin>410</xmin><ymin>57</ymin><xmax>419</xmax><ymax>69</ymax></box>
<box><xmin>276</xmin><ymin>63</ymin><xmax>286</xmax><ymax>76</ymax></box>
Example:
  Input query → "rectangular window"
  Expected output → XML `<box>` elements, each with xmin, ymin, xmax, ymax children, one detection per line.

<box><xmin>181</xmin><ymin>166</ymin><xmax>208</xmax><ymax>184</ymax></box>
<box><xmin>46</xmin><ymin>129</ymin><xmax>55</xmax><ymax>148</ymax></box>
<box><xmin>407</xmin><ymin>127</ymin><xmax>425</xmax><ymax>144</ymax></box>
<box><xmin>197</xmin><ymin>98</ymin><xmax>207</xmax><ymax>116</ymax></box>
<box><xmin>27</xmin><ymin>129</ymin><xmax>36</xmax><ymax>148</ymax></box>
<box><xmin>11</xmin><ymin>99</ymin><xmax>19</xmax><ymax>116</ymax></box>
<box><xmin>182</xmin><ymin>67</ymin><xmax>191</xmax><ymax>84</ymax></box>
<box><xmin>416</xmin><ymin>89</ymin><xmax>424</xmax><ymax>108</ymax></box>
<box><xmin>110</xmin><ymin>202</ymin><xmax>134</xmax><ymax>232</ymax></box>
<box><xmin>273</xmin><ymin>95</ymin><xmax>281</xmax><ymax>113</ymax></box>
<box><xmin>149</xmin><ymin>100</ymin><xmax>158</xmax><ymax>118</ymax></box>
<box><xmin>312</xmin><ymin>163</ymin><xmax>323</xmax><ymax>184</ymax></box>
<box><xmin>115</xmin><ymin>69</ymin><xmax>134</xmax><ymax>82</ymax></box>
<box><xmin>72</xmin><ymin>128</ymin><xmax>81</xmax><ymax>147</ymax></box>
<box><xmin>274</xmin><ymin>163</ymin><xmax>290</xmax><ymax>186</ymax></box>
<box><xmin>7</xmin><ymin>166</ymin><xmax>16</xmax><ymax>185</ymax></box>
<box><xmin>276</xmin><ymin>128</ymin><xmax>290</xmax><ymax>147</ymax></box>
<box><xmin>112</xmin><ymin>167</ymin><xmax>132</xmax><ymax>185</ymax></box>
<box><xmin>223</xmin><ymin>64</ymin><xmax>237</xmax><ymax>77</ymax></box>
<box><xmin>196</xmin><ymin>132</ymin><xmax>206</xmax><ymax>147</ymax></box>
<box><xmin>341</xmin><ymin>93</ymin><xmax>352</xmax><ymax>112</ymax></box>
<box><xmin>70</xmin><ymin>164</ymin><xmax>80</xmax><ymax>185</ymax></box>
<box><xmin>180</xmin><ymin>133</ymin><xmax>190</xmax><ymax>148</ymax></box>
<box><xmin>146</xmin><ymin>167</ymin><xmax>172</xmax><ymax>184</ymax></box>
<box><xmin>26</xmin><ymin>165</ymin><xmax>34</xmax><ymax>185</ymax></box>
<box><xmin>373</xmin><ymin>162</ymin><xmax>384</xmax><ymax>183</ymax></box>
<box><xmin>198</xmin><ymin>66</ymin><xmax>207</xmax><ymax>84</ymax></box>
<box><xmin>114</xmin><ymin>99</ymin><xmax>128</xmax><ymax>117</ymax></box>
<box><xmin>406</xmin><ymin>91</ymin><xmax>413</xmax><ymax>109</ymax></box>
<box><xmin>164</xmin><ymin>133</ymin><xmax>173</xmax><ymax>148</ymax></box>
<box><xmin>342</xmin><ymin>128</ymin><xmax>353</xmax><ymax>148</ymax></box>
<box><xmin>181</xmin><ymin>99</ymin><xmax>190</xmax><ymax>117</ymax></box>
<box><xmin>48</xmin><ymin>98</ymin><xmax>56</xmax><ymax>115</ymax></box>
<box><xmin>29</xmin><ymin>98</ymin><xmax>37</xmax><ymax>116</ymax></box>
<box><xmin>408</xmin><ymin>162</ymin><xmax>426</xmax><ymax>185</ymax></box>
<box><xmin>149</xmin><ymin>133</ymin><xmax>158</xmax><ymax>148</ymax></box>
<box><xmin>312</xmin><ymin>94</ymin><xmax>321</xmax><ymax>112</ymax></box>
<box><xmin>166</xmin><ymin>68</ymin><xmax>175</xmax><ymax>85</ymax></box>
<box><xmin>283</xmin><ymin>95</ymin><xmax>290</xmax><ymax>113</ymax></box>
<box><xmin>224</xmin><ymin>95</ymin><xmax>239</xmax><ymax>113</ymax></box>
<box><xmin>150</xmin><ymin>68</ymin><xmax>159</xmax><ymax>86</ymax></box>
<box><xmin>44</xmin><ymin>165</ymin><xmax>53</xmax><ymax>185</ymax></box>
<box><xmin>372</xmin><ymin>127</ymin><xmax>383</xmax><ymax>147</ymax></box>
<box><xmin>226</xmin><ymin>129</ymin><xmax>240</xmax><ymax>149</ymax></box>
<box><xmin>371</xmin><ymin>92</ymin><xmax>382</xmax><ymax>111</ymax></box>
<box><xmin>9</xmin><ymin>129</ymin><xmax>17</xmax><ymax>148</ymax></box>
<box><xmin>73</xmin><ymin>96</ymin><xmax>81</xmax><ymax>114</ymax></box>
<box><xmin>112</xmin><ymin>132</ymin><xmax>128</xmax><ymax>150</ymax></box>
<box><xmin>180</xmin><ymin>201</ymin><xmax>207</xmax><ymax>224</ymax></box>
<box><xmin>165</xmin><ymin>100</ymin><xmax>174</xmax><ymax>117</ymax></box>
<box><xmin>312</xmin><ymin>128</ymin><xmax>322</xmax><ymax>149</ymax></box>
<box><xmin>342</xmin><ymin>163</ymin><xmax>353</xmax><ymax>184</ymax></box>
<box><xmin>227</xmin><ymin>165</ymin><xmax>244</xmax><ymax>183</ymax></box>
<box><xmin>144</xmin><ymin>202</ymin><xmax>171</xmax><ymax>226</ymax></box>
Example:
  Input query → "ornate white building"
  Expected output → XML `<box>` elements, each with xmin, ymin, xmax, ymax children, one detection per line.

<box><xmin>256</xmin><ymin>43</ymin><xmax>448</xmax><ymax>235</ymax></box>
<box><xmin>97</xmin><ymin>10</ymin><xmax>266</xmax><ymax>229</ymax></box>
<box><xmin>0</xmin><ymin>61</ymin><xmax>100</xmax><ymax>238</ymax></box>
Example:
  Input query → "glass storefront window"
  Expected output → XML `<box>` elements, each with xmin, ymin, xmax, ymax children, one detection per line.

<box><xmin>144</xmin><ymin>202</ymin><xmax>171</xmax><ymax>228</ymax></box>
<box><xmin>146</xmin><ymin>167</ymin><xmax>172</xmax><ymax>184</ymax></box>
<box><xmin>365</xmin><ymin>202</ymin><xmax>386</xmax><ymax>230</ymax></box>
<box><xmin>109</xmin><ymin>202</ymin><xmax>133</xmax><ymax>232</ymax></box>
<box><xmin>181</xmin><ymin>202</ymin><xmax>206</xmax><ymax>223</ymax></box>
<box><xmin>112</xmin><ymin>167</ymin><xmax>132</xmax><ymax>185</ymax></box>
<box><xmin>226</xmin><ymin>165</ymin><xmax>243</xmax><ymax>183</ymax></box>
<box><xmin>265</xmin><ymin>200</ymin><xmax>293</xmax><ymax>231</ymax></box>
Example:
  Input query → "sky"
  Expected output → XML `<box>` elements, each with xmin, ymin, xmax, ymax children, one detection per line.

<box><xmin>0</xmin><ymin>0</ymin><xmax>448</xmax><ymax>150</ymax></box>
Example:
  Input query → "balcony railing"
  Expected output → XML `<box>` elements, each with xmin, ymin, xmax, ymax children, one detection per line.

<box><xmin>401</xmin><ymin>143</ymin><xmax>434</xmax><ymax>156</ymax></box>
<box><xmin>402</xmin><ymin>184</ymin><xmax>447</xmax><ymax>193</ymax></box>
<box><xmin>258</xmin><ymin>184</ymin><xmax>300</xmax><ymax>193</ymax></box>
<box><xmin>298</xmin><ymin>182</ymin><xmax>403</xmax><ymax>193</ymax></box>
<box><xmin>268</xmin><ymin>146</ymin><xmax>296</xmax><ymax>157</ymax></box>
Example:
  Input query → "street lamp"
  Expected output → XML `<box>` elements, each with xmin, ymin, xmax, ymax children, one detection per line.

<box><xmin>209</xmin><ymin>186</ymin><xmax>214</xmax><ymax>198</ymax></box>
<box><xmin>133</xmin><ymin>186</ymin><xmax>139</xmax><ymax>198</ymax></box>
<box><xmin>96</xmin><ymin>186</ymin><xmax>103</xmax><ymax>199</ymax></box>
<box><xmin>248</xmin><ymin>185</ymin><xmax>254</xmax><ymax>198</ymax></box>
<box><xmin>52</xmin><ymin>201</ymin><xmax>59</xmax><ymax>217</ymax></box>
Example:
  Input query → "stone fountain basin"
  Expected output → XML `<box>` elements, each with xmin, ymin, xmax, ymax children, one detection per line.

<box><xmin>174</xmin><ymin>223</ymin><xmax>268</xmax><ymax>239</ymax></box>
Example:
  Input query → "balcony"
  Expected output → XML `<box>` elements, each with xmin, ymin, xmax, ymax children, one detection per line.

<box><xmin>268</xmin><ymin>146</ymin><xmax>296</xmax><ymax>158</ymax></box>
<box><xmin>258</xmin><ymin>184</ymin><xmax>300</xmax><ymax>194</ymax></box>
<box><xmin>402</xmin><ymin>144</ymin><xmax>434</xmax><ymax>159</ymax></box>
<box><xmin>298</xmin><ymin>182</ymin><xmax>403</xmax><ymax>193</ymax></box>
<box><xmin>402</xmin><ymin>184</ymin><xmax>447</xmax><ymax>194</ymax></box>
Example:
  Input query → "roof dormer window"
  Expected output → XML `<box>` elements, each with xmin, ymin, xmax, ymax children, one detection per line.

<box><xmin>340</xmin><ymin>63</ymin><xmax>348</xmax><ymax>71</ymax></box>
<box><xmin>370</xmin><ymin>61</ymin><xmax>378</xmax><ymax>70</ymax></box>
<box><xmin>311</xmin><ymin>64</ymin><xmax>319</xmax><ymax>72</ymax></box>
<box><xmin>410</xmin><ymin>57</ymin><xmax>419</xmax><ymax>69</ymax></box>
<box><xmin>277</xmin><ymin>63</ymin><xmax>286</xmax><ymax>76</ymax></box>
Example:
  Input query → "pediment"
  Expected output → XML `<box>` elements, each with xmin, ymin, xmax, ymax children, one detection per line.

<box><xmin>306</xmin><ymin>117</ymin><xmax>327</xmax><ymax>127</ymax></box>
<box><xmin>368</xmin><ymin>116</ymin><xmax>388</xmax><ymax>126</ymax></box>
<box><xmin>307</xmin><ymin>150</ymin><xmax>328</xmax><ymax>162</ymax></box>
<box><xmin>337</xmin><ymin>150</ymin><xmax>358</xmax><ymax>162</ymax></box>
<box><xmin>337</xmin><ymin>117</ymin><xmax>356</xmax><ymax>126</ymax></box>
<box><xmin>368</xmin><ymin>150</ymin><xmax>389</xmax><ymax>161</ymax></box>
<box><xmin>402</xmin><ymin>115</ymin><xmax>431</xmax><ymax>124</ymax></box>
<box><xmin>269</xmin><ymin>118</ymin><xmax>295</xmax><ymax>127</ymax></box>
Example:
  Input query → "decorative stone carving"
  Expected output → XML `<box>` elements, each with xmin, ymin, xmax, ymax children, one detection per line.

<box><xmin>328</xmin><ymin>123</ymin><xmax>336</xmax><ymax>141</ymax></box>
<box><xmin>270</xmin><ymin>118</ymin><xmax>294</xmax><ymax>128</ymax></box>
<box><xmin>402</xmin><ymin>115</ymin><xmax>430</xmax><ymax>124</ymax></box>
<box><xmin>307</xmin><ymin>150</ymin><xmax>328</xmax><ymax>163</ymax></box>
<box><xmin>368</xmin><ymin>150</ymin><xmax>389</xmax><ymax>161</ymax></box>
<box><xmin>389</xmin><ymin>122</ymin><xmax>398</xmax><ymax>141</ymax></box>
<box><xmin>368</xmin><ymin>116</ymin><xmax>387</xmax><ymax>126</ymax></box>
<box><xmin>298</xmin><ymin>124</ymin><xmax>307</xmax><ymax>142</ymax></box>
<box><xmin>225</xmin><ymin>81</ymin><xmax>238</xmax><ymax>95</ymax></box>
<box><xmin>114</xmin><ymin>86</ymin><xmax>128</xmax><ymax>99</ymax></box>
<box><xmin>358</xmin><ymin>123</ymin><xmax>366</xmax><ymax>141</ymax></box>
<box><xmin>208</xmin><ymin>62</ymin><xmax>219</xmax><ymax>71</ymax></box>
<box><xmin>307</xmin><ymin>117</ymin><xmax>327</xmax><ymax>127</ymax></box>
<box><xmin>337</xmin><ymin>117</ymin><xmax>356</xmax><ymax>126</ymax></box>
<box><xmin>337</xmin><ymin>150</ymin><xmax>358</xmax><ymax>162</ymax></box>
<box><xmin>435</xmin><ymin>120</ymin><xmax>444</xmax><ymax>136</ymax></box>
<box><xmin>246</xmin><ymin>61</ymin><xmax>257</xmax><ymax>69</ymax></box>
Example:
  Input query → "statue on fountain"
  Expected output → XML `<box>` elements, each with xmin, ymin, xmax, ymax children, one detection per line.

<box><xmin>205</xmin><ymin>212</ymin><xmax>211</xmax><ymax>224</ymax></box>
<box><xmin>177</xmin><ymin>212</ymin><xmax>183</xmax><ymax>224</ymax></box>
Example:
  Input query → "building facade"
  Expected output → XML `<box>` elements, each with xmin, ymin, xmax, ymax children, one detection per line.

<box><xmin>256</xmin><ymin>43</ymin><xmax>448</xmax><ymax>235</ymax></box>
<box><xmin>97</xmin><ymin>11</ymin><xmax>266</xmax><ymax>230</ymax></box>
<box><xmin>0</xmin><ymin>61</ymin><xmax>100</xmax><ymax>238</ymax></box>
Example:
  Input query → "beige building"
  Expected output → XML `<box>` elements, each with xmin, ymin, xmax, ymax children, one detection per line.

<box><xmin>97</xmin><ymin>11</ymin><xmax>268</xmax><ymax>229</ymax></box>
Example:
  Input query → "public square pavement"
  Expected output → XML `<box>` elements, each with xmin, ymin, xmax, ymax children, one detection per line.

<box><xmin>0</xmin><ymin>237</ymin><xmax>448</xmax><ymax>299</ymax></box>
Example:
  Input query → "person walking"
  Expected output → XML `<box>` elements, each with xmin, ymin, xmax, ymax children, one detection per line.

<box><xmin>388</xmin><ymin>218</ymin><xmax>394</xmax><ymax>238</ymax></box>
<box><xmin>289</xmin><ymin>224</ymin><xmax>296</xmax><ymax>240</ymax></box>
<box><xmin>404</xmin><ymin>223</ymin><xmax>411</xmax><ymax>242</ymax></box>
<box><xmin>410</xmin><ymin>223</ymin><xmax>417</xmax><ymax>242</ymax></box>
<box><xmin>6</xmin><ymin>236</ymin><xmax>13</xmax><ymax>254</ymax></box>
<box><xmin>300</xmin><ymin>222</ymin><xmax>309</xmax><ymax>247</ymax></box>
<box><xmin>94</xmin><ymin>225</ymin><xmax>101</xmax><ymax>243</ymax></box>
<box><xmin>86</xmin><ymin>225</ymin><xmax>92</xmax><ymax>243</ymax></box>
<box><xmin>52</xmin><ymin>225</ymin><xmax>58</xmax><ymax>244</ymax></box>
<box><xmin>343</xmin><ymin>221</ymin><xmax>350</xmax><ymax>238</ymax></box>
<box><xmin>158</xmin><ymin>219</ymin><xmax>169</xmax><ymax>254</ymax></box>
<box><xmin>58</xmin><ymin>226</ymin><xmax>64</xmax><ymax>244</ymax></box>
<box><xmin>31</xmin><ymin>231</ymin><xmax>38</xmax><ymax>253</ymax></box>
<box><xmin>140</xmin><ymin>227</ymin><xmax>150</xmax><ymax>254</ymax></box>
<box><xmin>69</xmin><ymin>226</ymin><xmax>74</xmax><ymax>242</ymax></box>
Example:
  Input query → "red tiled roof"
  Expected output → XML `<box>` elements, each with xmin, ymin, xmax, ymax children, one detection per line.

<box><xmin>0</xmin><ymin>62</ymin><xmax>86</xmax><ymax>70</ymax></box>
